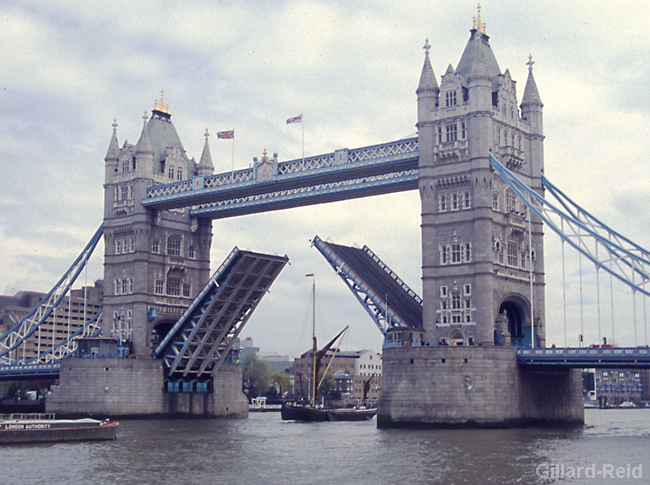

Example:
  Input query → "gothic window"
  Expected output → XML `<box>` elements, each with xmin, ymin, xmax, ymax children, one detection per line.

<box><xmin>167</xmin><ymin>235</ymin><xmax>182</xmax><ymax>256</ymax></box>
<box><xmin>182</xmin><ymin>283</ymin><xmax>191</xmax><ymax>298</ymax></box>
<box><xmin>152</xmin><ymin>239</ymin><xmax>160</xmax><ymax>254</ymax></box>
<box><xmin>115</xmin><ymin>240</ymin><xmax>121</xmax><ymax>254</ymax></box>
<box><xmin>177</xmin><ymin>167</ymin><xmax>183</xmax><ymax>180</ymax></box>
<box><xmin>168</xmin><ymin>166</ymin><xmax>175</xmax><ymax>180</ymax></box>
<box><xmin>437</xmin><ymin>126</ymin><xmax>443</xmax><ymax>144</ymax></box>
<box><xmin>452</xmin><ymin>293</ymin><xmax>461</xmax><ymax>311</ymax></box>
<box><xmin>439</xmin><ymin>194</ymin><xmax>447</xmax><ymax>212</ymax></box>
<box><xmin>440</xmin><ymin>245</ymin><xmax>450</xmax><ymax>264</ymax></box>
<box><xmin>121</xmin><ymin>158</ymin><xmax>130</xmax><ymax>173</ymax></box>
<box><xmin>492</xmin><ymin>192</ymin><xmax>499</xmax><ymax>211</ymax></box>
<box><xmin>507</xmin><ymin>240</ymin><xmax>519</xmax><ymax>267</ymax></box>
<box><xmin>451</xmin><ymin>244</ymin><xmax>461</xmax><ymax>263</ymax></box>
<box><xmin>121</xmin><ymin>279</ymin><xmax>128</xmax><ymax>295</ymax></box>
<box><xmin>167</xmin><ymin>275</ymin><xmax>181</xmax><ymax>296</ymax></box>
<box><xmin>494</xmin><ymin>240</ymin><xmax>503</xmax><ymax>264</ymax></box>
<box><xmin>461</xmin><ymin>122</ymin><xmax>466</xmax><ymax>139</ymax></box>
<box><xmin>440</xmin><ymin>286</ymin><xmax>448</xmax><ymax>298</ymax></box>
<box><xmin>440</xmin><ymin>300</ymin><xmax>449</xmax><ymax>324</ymax></box>
<box><xmin>446</xmin><ymin>124</ymin><xmax>457</xmax><ymax>142</ymax></box>
<box><xmin>465</xmin><ymin>243</ymin><xmax>472</xmax><ymax>262</ymax></box>
<box><xmin>130</xmin><ymin>238</ymin><xmax>136</xmax><ymax>252</ymax></box>
<box><xmin>154</xmin><ymin>279</ymin><xmax>164</xmax><ymax>295</ymax></box>
<box><xmin>464</xmin><ymin>284</ymin><xmax>471</xmax><ymax>296</ymax></box>
<box><xmin>452</xmin><ymin>193</ymin><xmax>459</xmax><ymax>210</ymax></box>
<box><xmin>188</xmin><ymin>245</ymin><xmax>196</xmax><ymax>259</ymax></box>
<box><xmin>463</xmin><ymin>191</ymin><xmax>471</xmax><ymax>209</ymax></box>
<box><xmin>506</xmin><ymin>189</ymin><xmax>516</xmax><ymax>213</ymax></box>
<box><xmin>445</xmin><ymin>90</ymin><xmax>457</xmax><ymax>106</ymax></box>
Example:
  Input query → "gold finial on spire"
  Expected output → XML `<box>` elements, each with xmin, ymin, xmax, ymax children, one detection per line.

<box><xmin>262</xmin><ymin>148</ymin><xmax>269</xmax><ymax>162</ymax></box>
<box><xmin>154</xmin><ymin>89</ymin><xmax>170</xmax><ymax>114</ymax></box>
<box><xmin>472</xmin><ymin>4</ymin><xmax>487</xmax><ymax>34</ymax></box>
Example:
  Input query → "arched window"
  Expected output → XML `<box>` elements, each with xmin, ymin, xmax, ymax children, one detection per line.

<box><xmin>167</xmin><ymin>235</ymin><xmax>182</xmax><ymax>256</ymax></box>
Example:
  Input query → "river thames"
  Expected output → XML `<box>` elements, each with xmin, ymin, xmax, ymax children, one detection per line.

<box><xmin>1</xmin><ymin>408</ymin><xmax>648</xmax><ymax>484</ymax></box>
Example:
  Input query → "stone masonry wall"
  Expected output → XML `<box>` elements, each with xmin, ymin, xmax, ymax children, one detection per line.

<box><xmin>378</xmin><ymin>346</ymin><xmax>583</xmax><ymax>428</ymax></box>
<box><xmin>47</xmin><ymin>358</ymin><xmax>248</xmax><ymax>418</ymax></box>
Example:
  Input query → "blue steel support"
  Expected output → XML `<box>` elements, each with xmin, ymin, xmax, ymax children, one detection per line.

<box><xmin>489</xmin><ymin>153</ymin><xmax>650</xmax><ymax>297</ymax></box>
<box><xmin>0</xmin><ymin>224</ymin><xmax>104</xmax><ymax>364</ymax></box>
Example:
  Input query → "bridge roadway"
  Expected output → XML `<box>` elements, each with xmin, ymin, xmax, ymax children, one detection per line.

<box><xmin>516</xmin><ymin>347</ymin><xmax>650</xmax><ymax>368</ymax></box>
<box><xmin>142</xmin><ymin>137</ymin><xmax>418</xmax><ymax>218</ymax></box>
<box><xmin>1</xmin><ymin>346</ymin><xmax>649</xmax><ymax>381</ymax></box>
<box><xmin>313</xmin><ymin>236</ymin><xmax>422</xmax><ymax>332</ymax></box>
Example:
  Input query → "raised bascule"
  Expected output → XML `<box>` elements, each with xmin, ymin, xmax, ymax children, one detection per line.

<box><xmin>4</xmin><ymin>9</ymin><xmax>650</xmax><ymax>423</ymax></box>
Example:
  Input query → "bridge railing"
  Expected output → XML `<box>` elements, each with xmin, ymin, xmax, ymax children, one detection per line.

<box><xmin>144</xmin><ymin>137</ymin><xmax>418</xmax><ymax>204</ymax></box>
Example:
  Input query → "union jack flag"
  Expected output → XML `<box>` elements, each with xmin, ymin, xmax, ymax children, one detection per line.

<box><xmin>286</xmin><ymin>115</ymin><xmax>302</xmax><ymax>124</ymax></box>
<box><xmin>217</xmin><ymin>130</ymin><xmax>234</xmax><ymax>139</ymax></box>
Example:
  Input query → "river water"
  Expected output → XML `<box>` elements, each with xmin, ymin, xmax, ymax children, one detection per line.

<box><xmin>1</xmin><ymin>409</ymin><xmax>649</xmax><ymax>484</ymax></box>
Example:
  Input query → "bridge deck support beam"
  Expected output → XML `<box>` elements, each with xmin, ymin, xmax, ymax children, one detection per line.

<box><xmin>377</xmin><ymin>346</ymin><xmax>583</xmax><ymax>428</ymax></box>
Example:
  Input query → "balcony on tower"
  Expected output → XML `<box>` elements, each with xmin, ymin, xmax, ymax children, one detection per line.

<box><xmin>433</xmin><ymin>138</ymin><xmax>469</xmax><ymax>164</ymax></box>
<box><xmin>495</xmin><ymin>145</ymin><xmax>525</xmax><ymax>171</ymax></box>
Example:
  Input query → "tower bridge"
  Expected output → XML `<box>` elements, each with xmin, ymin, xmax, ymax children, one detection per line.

<box><xmin>3</xmin><ymin>8</ymin><xmax>649</xmax><ymax>424</ymax></box>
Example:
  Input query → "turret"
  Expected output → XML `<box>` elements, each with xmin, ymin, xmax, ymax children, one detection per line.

<box><xmin>135</xmin><ymin>111</ymin><xmax>154</xmax><ymax>179</ymax></box>
<box><xmin>197</xmin><ymin>129</ymin><xmax>215</xmax><ymax>176</ymax></box>
<box><xmin>104</xmin><ymin>119</ymin><xmax>119</xmax><ymax>184</ymax></box>
<box><xmin>520</xmin><ymin>55</ymin><xmax>543</xmax><ymax>135</ymax></box>
<box><xmin>416</xmin><ymin>39</ymin><xmax>439</xmax><ymax>124</ymax></box>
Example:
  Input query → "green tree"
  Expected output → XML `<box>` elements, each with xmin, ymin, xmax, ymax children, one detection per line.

<box><xmin>268</xmin><ymin>370</ymin><xmax>291</xmax><ymax>396</ymax></box>
<box><xmin>242</xmin><ymin>352</ymin><xmax>269</xmax><ymax>398</ymax></box>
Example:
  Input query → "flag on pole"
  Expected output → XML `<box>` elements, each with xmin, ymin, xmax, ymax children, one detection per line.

<box><xmin>217</xmin><ymin>130</ymin><xmax>234</xmax><ymax>139</ymax></box>
<box><xmin>286</xmin><ymin>115</ymin><xmax>302</xmax><ymax>124</ymax></box>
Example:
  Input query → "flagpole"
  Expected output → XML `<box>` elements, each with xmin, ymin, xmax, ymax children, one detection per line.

<box><xmin>231</xmin><ymin>135</ymin><xmax>235</xmax><ymax>178</ymax></box>
<box><xmin>302</xmin><ymin>113</ymin><xmax>305</xmax><ymax>164</ymax></box>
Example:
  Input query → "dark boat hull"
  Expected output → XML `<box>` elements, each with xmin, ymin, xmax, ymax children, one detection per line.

<box><xmin>0</xmin><ymin>421</ymin><xmax>118</xmax><ymax>444</ymax></box>
<box><xmin>281</xmin><ymin>403</ymin><xmax>376</xmax><ymax>422</ymax></box>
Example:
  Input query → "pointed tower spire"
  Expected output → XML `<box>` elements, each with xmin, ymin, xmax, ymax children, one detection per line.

<box><xmin>198</xmin><ymin>128</ymin><xmax>214</xmax><ymax>176</ymax></box>
<box><xmin>417</xmin><ymin>39</ymin><xmax>439</xmax><ymax>122</ymax></box>
<box><xmin>521</xmin><ymin>55</ymin><xmax>543</xmax><ymax>107</ymax></box>
<box><xmin>135</xmin><ymin>111</ymin><xmax>154</xmax><ymax>156</ymax></box>
<box><xmin>417</xmin><ymin>39</ymin><xmax>439</xmax><ymax>95</ymax></box>
<box><xmin>105</xmin><ymin>118</ymin><xmax>120</xmax><ymax>162</ymax></box>
<box><xmin>469</xmin><ymin>40</ymin><xmax>490</xmax><ymax>82</ymax></box>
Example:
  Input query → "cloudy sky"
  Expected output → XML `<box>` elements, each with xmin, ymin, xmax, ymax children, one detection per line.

<box><xmin>2</xmin><ymin>1</ymin><xmax>649</xmax><ymax>355</ymax></box>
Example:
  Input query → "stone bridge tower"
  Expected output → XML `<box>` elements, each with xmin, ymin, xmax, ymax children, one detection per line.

<box><xmin>417</xmin><ymin>12</ymin><xmax>545</xmax><ymax>349</ymax></box>
<box><xmin>102</xmin><ymin>93</ymin><xmax>214</xmax><ymax>357</ymax></box>
<box><xmin>378</xmin><ymin>11</ymin><xmax>583</xmax><ymax>428</ymax></box>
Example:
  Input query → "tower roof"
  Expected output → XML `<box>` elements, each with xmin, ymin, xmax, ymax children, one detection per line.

<box><xmin>144</xmin><ymin>94</ymin><xmax>197</xmax><ymax>178</ymax></box>
<box><xmin>521</xmin><ymin>55</ymin><xmax>543</xmax><ymax>107</ymax></box>
<box><xmin>135</xmin><ymin>111</ymin><xmax>154</xmax><ymax>157</ymax></box>
<box><xmin>105</xmin><ymin>119</ymin><xmax>120</xmax><ymax>161</ymax></box>
<box><xmin>198</xmin><ymin>128</ymin><xmax>214</xmax><ymax>174</ymax></box>
<box><xmin>456</xmin><ymin>8</ymin><xmax>502</xmax><ymax>91</ymax></box>
<box><xmin>417</xmin><ymin>39</ymin><xmax>439</xmax><ymax>95</ymax></box>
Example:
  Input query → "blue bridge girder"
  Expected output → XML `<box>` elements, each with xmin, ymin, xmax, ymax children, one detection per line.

<box><xmin>0</xmin><ymin>224</ymin><xmax>104</xmax><ymax>365</ymax></box>
<box><xmin>516</xmin><ymin>347</ymin><xmax>650</xmax><ymax>368</ymax></box>
<box><xmin>153</xmin><ymin>247</ymin><xmax>289</xmax><ymax>378</ymax></box>
<box><xmin>0</xmin><ymin>362</ymin><xmax>60</xmax><ymax>381</ymax></box>
<box><xmin>312</xmin><ymin>236</ymin><xmax>423</xmax><ymax>334</ymax></box>
<box><xmin>142</xmin><ymin>137</ymin><xmax>418</xmax><ymax>218</ymax></box>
